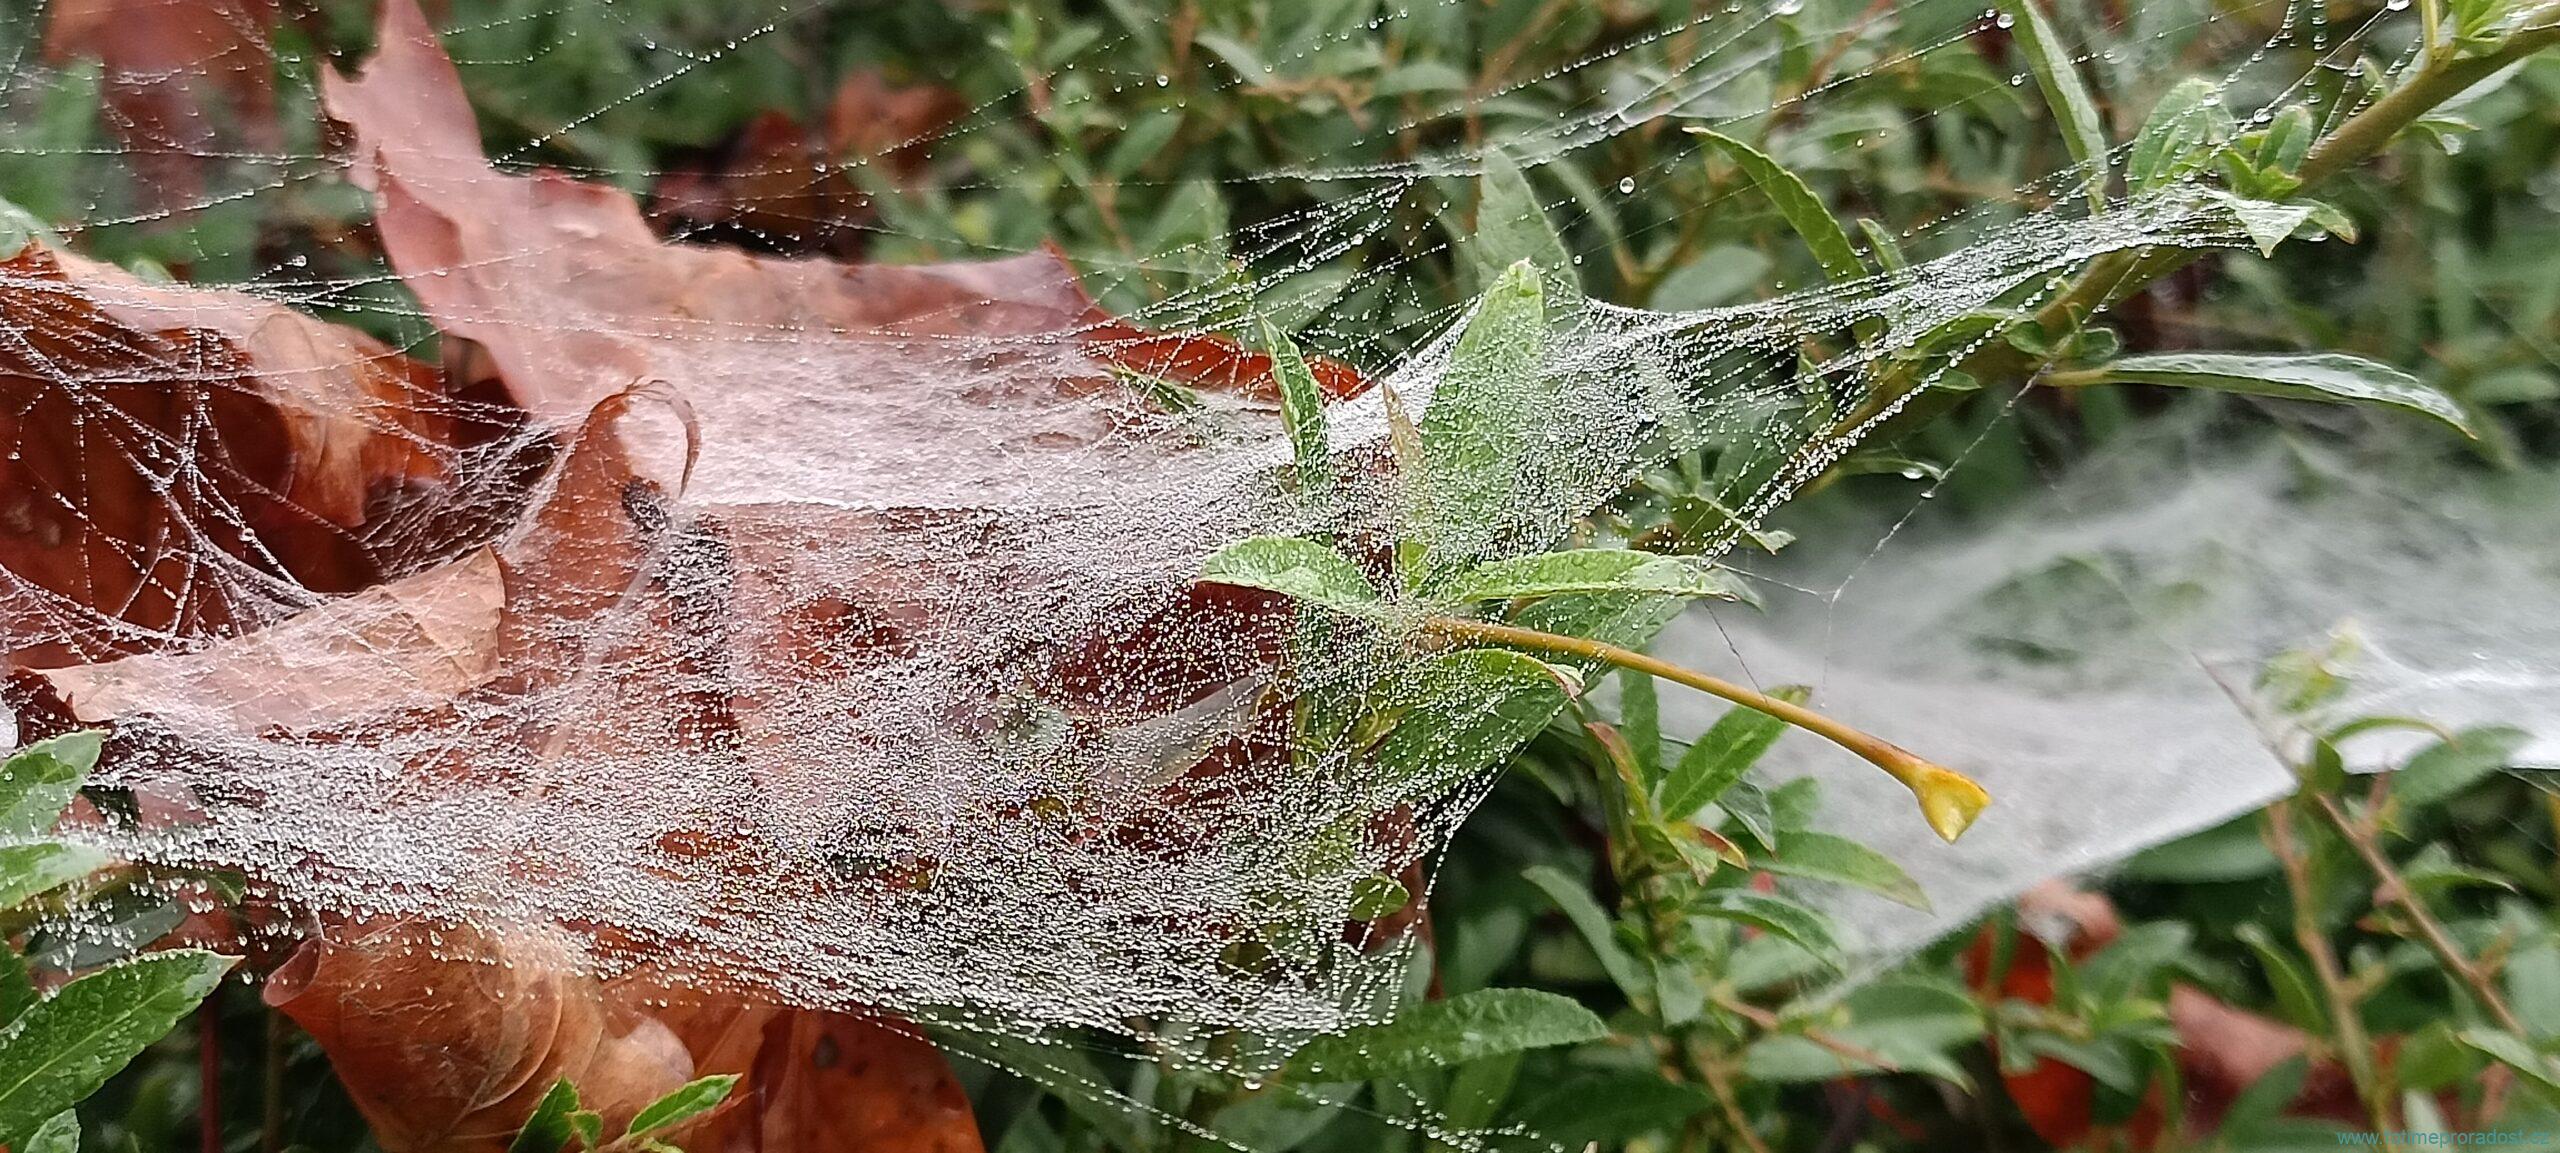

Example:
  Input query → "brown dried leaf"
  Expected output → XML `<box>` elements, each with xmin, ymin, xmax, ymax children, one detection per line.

<box><xmin>0</xmin><ymin>244</ymin><xmax>470</xmax><ymax>667</ymax></box>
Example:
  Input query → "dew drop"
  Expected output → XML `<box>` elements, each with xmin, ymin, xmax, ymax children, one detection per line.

<box><xmin>1617</xmin><ymin>177</ymin><xmax>1636</xmax><ymax>194</ymax></box>
<box><xmin>1994</xmin><ymin>11</ymin><xmax>2015</xmax><ymax>27</ymax></box>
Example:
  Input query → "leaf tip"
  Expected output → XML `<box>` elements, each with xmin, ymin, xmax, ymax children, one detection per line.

<box><xmin>1909</xmin><ymin>764</ymin><xmax>1991</xmax><ymax>843</ymax></box>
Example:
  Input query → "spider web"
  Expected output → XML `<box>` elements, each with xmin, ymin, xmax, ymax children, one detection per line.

<box><xmin>0</xmin><ymin>0</ymin><xmax>2539</xmax><ymax>1146</ymax></box>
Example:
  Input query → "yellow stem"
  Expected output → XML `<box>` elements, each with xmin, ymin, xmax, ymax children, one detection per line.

<box><xmin>1419</xmin><ymin>616</ymin><xmax>1990</xmax><ymax>842</ymax></box>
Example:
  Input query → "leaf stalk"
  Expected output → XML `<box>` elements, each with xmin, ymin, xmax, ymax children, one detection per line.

<box><xmin>1418</xmin><ymin>616</ymin><xmax>1989</xmax><ymax>841</ymax></box>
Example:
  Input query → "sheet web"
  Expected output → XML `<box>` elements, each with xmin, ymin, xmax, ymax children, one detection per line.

<box><xmin>0</xmin><ymin>0</ymin><xmax>2463</xmax><ymax>1146</ymax></box>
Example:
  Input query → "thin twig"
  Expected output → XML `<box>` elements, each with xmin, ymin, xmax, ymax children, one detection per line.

<box><xmin>1700</xmin><ymin>1056</ymin><xmax>1777</xmax><ymax>1153</ymax></box>
<box><xmin>2264</xmin><ymin>800</ymin><xmax>2398</xmax><ymax>1139</ymax></box>
<box><xmin>2314</xmin><ymin>792</ymin><xmax>2531</xmax><ymax>1038</ymax></box>
<box><xmin>1713</xmin><ymin>993</ymin><xmax>1901</xmax><ymax>1072</ymax></box>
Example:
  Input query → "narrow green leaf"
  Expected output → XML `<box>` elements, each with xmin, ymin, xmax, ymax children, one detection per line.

<box><xmin>0</xmin><ymin>735</ymin><xmax>101</xmax><ymax>839</ymax></box>
<box><xmin>1198</xmin><ymin>536</ymin><xmax>1381</xmax><ymax>615</ymax></box>
<box><xmin>2233</xmin><ymin>924</ymin><xmax>2327</xmax><ymax>1032</ymax></box>
<box><xmin>1855</xmin><ymin>219</ymin><xmax>1908</xmax><ymax>272</ymax></box>
<box><xmin>1439</xmin><ymin>549</ymin><xmax>1746</xmax><ymax>604</ymax></box>
<box><xmin>2003</xmin><ymin>0</ymin><xmax>2111</xmax><ymax>208</ymax></box>
<box><xmin>2126</xmin><ymin>78</ymin><xmax>2232</xmax><ymax>194</ymax></box>
<box><xmin>1520</xmin><ymin>865</ymin><xmax>1652</xmax><ymax>1007</ymax></box>
<box><xmin>1688</xmin><ymin>129</ymin><xmax>1863</xmax><ymax>283</ymax></box>
<box><xmin>1620</xmin><ymin>670</ymin><xmax>1662</xmax><ymax>783</ymax></box>
<box><xmin>1719</xmin><ymin>778</ymin><xmax>1778</xmax><ymax>854</ymax></box>
<box><xmin>1418</xmin><ymin>260</ymin><xmax>1550</xmax><ymax>560</ymax></box>
<box><xmin>0</xmin><ymin>844</ymin><xmax>110</xmax><ymax>910</ymax></box>
<box><xmin>627</xmin><ymin>1074</ymin><xmax>738</xmax><ymax>1138</ymax></box>
<box><xmin>508</xmin><ymin>1080</ymin><xmax>581</xmax><ymax>1153</ymax></box>
<box><xmin>1469</xmin><ymin>151</ymin><xmax>1574</xmax><ymax>293</ymax></box>
<box><xmin>1286</xmin><ymin>988</ymin><xmax>1604</xmax><ymax>1081</ymax></box>
<box><xmin>1256</xmin><ymin>317</ymin><xmax>1331</xmax><ymax>497</ymax></box>
<box><xmin>1760</xmin><ymin>831</ymin><xmax>1931</xmax><ymax>912</ymax></box>
<box><xmin>2063</xmin><ymin>351</ymin><xmax>2473</xmax><ymax>436</ymax></box>
<box><xmin>1656</xmin><ymin>687</ymin><xmax>1809</xmax><ymax>822</ymax></box>
<box><xmin>0</xmin><ymin>949</ymin><xmax>236</xmax><ymax>1143</ymax></box>
<box><xmin>2256</xmin><ymin>104</ymin><xmax>2316</xmax><ymax>174</ymax></box>
<box><xmin>1693</xmin><ymin>889</ymin><xmax>1842</xmax><ymax>972</ymax></box>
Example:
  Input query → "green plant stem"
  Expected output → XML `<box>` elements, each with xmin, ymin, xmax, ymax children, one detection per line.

<box><xmin>2314</xmin><ymin>792</ymin><xmax>2531</xmax><ymax>1038</ymax></box>
<box><xmin>1710</xmin><ymin>993</ymin><xmax>1899</xmax><ymax>1071</ymax></box>
<box><xmin>1418</xmin><ymin>616</ymin><xmax>1989</xmax><ymax>840</ymax></box>
<box><xmin>2264</xmin><ymin>799</ymin><xmax>2398</xmax><ymax>1140</ymax></box>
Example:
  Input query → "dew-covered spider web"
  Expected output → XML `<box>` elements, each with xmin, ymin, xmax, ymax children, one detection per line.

<box><xmin>0</xmin><ymin>0</ymin><xmax>2552</xmax><ymax>1146</ymax></box>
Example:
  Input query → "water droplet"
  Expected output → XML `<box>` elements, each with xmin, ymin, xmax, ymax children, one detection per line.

<box><xmin>1994</xmin><ymin>11</ymin><xmax>2015</xmax><ymax>27</ymax></box>
<box><xmin>1155</xmin><ymin>74</ymin><xmax>1170</xmax><ymax>87</ymax></box>
<box><xmin>1771</xmin><ymin>0</ymin><xmax>1804</xmax><ymax>13</ymax></box>
<box><xmin>2385</xmin><ymin>0</ymin><xmax>2411</xmax><ymax>9</ymax></box>
<box><xmin>1617</xmin><ymin>177</ymin><xmax>1636</xmax><ymax>194</ymax></box>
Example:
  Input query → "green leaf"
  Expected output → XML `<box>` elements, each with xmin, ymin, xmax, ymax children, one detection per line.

<box><xmin>2062</xmin><ymin>352</ymin><xmax>2473</xmax><ymax>437</ymax></box>
<box><xmin>1286</xmin><ymin>988</ymin><xmax>1604</xmax><ymax>1081</ymax></box>
<box><xmin>2255</xmin><ymin>104</ymin><xmax>2316</xmax><ymax>175</ymax></box>
<box><xmin>1506</xmin><ymin>1071</ymin><xmax>1713</xmax><ymax>1147</ymax></box>
<box><xmin>2126</xmin><ymin>78</ymin><xmax>2233</xmax><ymax>194</ymax></box>
<box><xmin>1198</xmin><ymin>536</ymin><xmax>1380</xmax><ymax>614</ymax></box>
<box><xmin>2458</xmin><ymin>1030</ymin><xmax>2560</xmax><ymax>1100</ymax></box>
<box><xmin>0</xmin><ymin>949</ymin><xmax>235</xmax><ymax>1144</ymax></box>
<box><xmin>1656</xmin><ymin>688</ymin><xmax>1808</xmax><ymax>821</ymax></box>
<box><xmin>1855</xmin><ymin>219</ymin><xmax>1909</xmax><ymax>272</ymax></box>
<box><xmin>19</xmin><ymin>1110</ymin><xmax>75</xmax><ymax>1153</ymax></box>
<box><xmin>2234</xmin><ymin>923</ymin><xmax>2327</xmax><ymax>1032</ymax></box>
<box><xmin>1257</xmin><ymin>317</ymin><xmax>1331</xmax><ymax>497</ymax></box>
<box><xmin>1468</xmin><ymin>151</ymin><xmax>1574</xmax><ymax>294</ymax></box>
<box><xmin>0</xmin><ymin>844</ymin><xmax>110</xmax><ymax>911</ymax></box>
<box><xmin>1760</xmin><ymin>831</ymin><xmax>1930</xmax><ymax>911</ymax></box>
<box><xmin>1693</xmin><ymin>889</ymin><xmax>1842</xmax><ymax>972</ymax></box>
<box><xmin>626</xmin><ymin>1074</ymin><xmax>737</xmax><ymax>1138</ymax></box>
<box><xmin>1348</xmin><ymin>874</ymin><xmax>1410</xmax><ymax>922</ymax></box>
<box><xmin>567</xmin><ymin>1110</ymin><xmax>604</xmax><ymax>1151</ymax></box>
<box><xmin>1520</xmin><ymin>865</ymin><xmax>1652</xmax><ymax>1007</ymax></box>
<box><xmin>1438</xmin><ymin>549</ymin><xmax>1746</xmax><ymax>605</ymax></box>
<box><xmin>2392</xmin><ymin>726</ymin><xmax>2529</xmax><ymax>811</ymax></box>
<box><xmin>1743</xmin><ymin>977</ymin><xmax>1983</xmax><ymax>1084</ymax></box>
<box><xmin>0</xmin><ymin>952</ymin><xmax>31</xmax><ymax>1027</ymax></box>
<box><xmin>508</xmin><ymin>1080</ymin><xmax>581</xmax><ymax>1153</ymax></box>
<box><xmin>1688</xmin><ymin>129</ymin><xmax>1863</xmax><ymax>283</ymax></box>
<box><xmin>1371</xmin><ymin>649</ymin><xmax>1571</xmax><ymax>794</ymax></box>
<box><xmin>2219</xmin><ymin>1054</ymin><xmax>2311</xmax><ymax>1138</ymax></box>
<box><xmin>2003</xmin><ymin>0</ymin><xmax>2111</xmax><ymax>208</ymax></box>
<box><xmin>0</xmin><ymin>735</ymin><xmax>101</xmax><ymax>839</ymax></box>
<box><xmin>1417</xmin><ymin>260</ymin><xmax>1551</xmax><ymax>560</ymax></box>
<box><xmin>1620</xmin><ymin>670</ymin><xmax>1662</xmax><ymax>781</ymax></box>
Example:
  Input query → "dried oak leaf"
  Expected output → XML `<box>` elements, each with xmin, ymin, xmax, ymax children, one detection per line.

<box><xmin>0</xmin><ymin>244</ymin><xmax>465</xmax><ymax>668</ymax></box>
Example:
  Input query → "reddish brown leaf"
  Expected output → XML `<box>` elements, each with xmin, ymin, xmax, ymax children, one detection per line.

<box><xmin>0</xmin><ymin>244</ymin><xmax>472</xmax><ymax>668</ymax></box>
